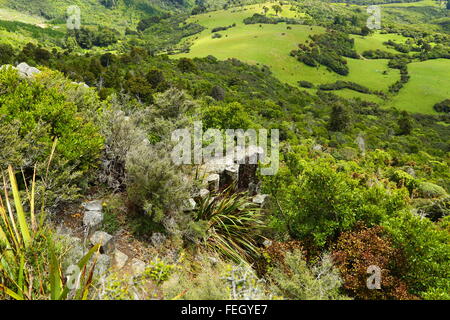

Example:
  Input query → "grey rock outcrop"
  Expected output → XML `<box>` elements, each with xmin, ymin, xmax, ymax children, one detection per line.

<box><xmin>90</xmin><ymin>231</ymin><xmax>114</xmax><ymax>254</ymax></box>
<box><xmin>83</xmin><ymin>210</ymin><xmax>103</xmax><ymax>230</ymax></box>
<box><xmin>83</xmin><ymin>200</ymin><xmax>104</xmax><ymax>234</ymax></box>
<box><xmin>93</xmin><ymin>254</ymin><xmax>111</xmax><ymax>276</ymax></box>
<box><xmin>82</xmin><ymin>200</ymin><xmax>103</xmax><ymax>211</ymax></box>
<box><xmin>112</xmin><ymin>249</ymin><xmax>128</xmax><ymax>270</ymax></box>
<box><xmin>253</xmin><ymin>194</ymin><xmax>269</xmax><ymax>208</ymax></box>
<box><xmin>131</xmin><ymin>258</ymin><xmax>146</xmax><ymax>275</ymax></box>
<box><xmin>16</xmin><ymin>62</ymin><xmax>41</xmax><ymax>78</ymax></box>
<box><xmin>183</xmin><ymin>198</ymin><xmax>197</xmax><ymax>212</ymax></box>
<box><xmin>202</xmin><ymin>145</ymin><xmax>265</xmax><ymax>192</ymax></box>
<box><xmin>206</xmin><ymin>174</ymin><xmax>220</xmax><ymax>192</ymax></box>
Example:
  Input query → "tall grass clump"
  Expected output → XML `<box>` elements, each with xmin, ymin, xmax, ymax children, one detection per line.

<box><xmin>192</xmin><ymin>186</ymin><xmax>266</xmax><ymax>263</ymax></box>
<box><xmin>0</xmin><ymin>165</ymin><xmax>99</xmax><ymax>300</ymax></box>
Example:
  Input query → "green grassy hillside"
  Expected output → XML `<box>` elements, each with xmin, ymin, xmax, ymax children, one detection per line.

<box><xmin>388</xmin><ymin>59</ymin><xmax>450</xmax><ymax>113</ymax></box>
<box><xmin>174</xmin><ymin>1</ymin><xmax>450</xmax><ymax>114</ymax></box>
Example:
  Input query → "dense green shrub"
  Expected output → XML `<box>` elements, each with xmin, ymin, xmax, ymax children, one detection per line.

<box><xmin>433</xmin><ymin>99</ymin><xmax>450</xmax><ymax>113</ymax></box>
<box><xmin>319</xmin><ymin>81</ymin><xmax>372</xmax><ymax>94</ymax></box>
<box><xmin>383</xmin><ymin>211</ymin><xmax>450</xmax><ymax>299</ymax></box>
<box><xmin>269</xmin><ymin>250</ymin><xmax>349</xmax><ymax>300</ymax></box>
<box><xmin>298</xmin><ymin>80</ymin><xmax>314</xmax><ymax>88</ymax></box>
<box><xmin>202</xmin><ymin>102</ymin><xmax>255</xmax><ymax>129</ymax></box>
<box><xmin>416</xmin><ymin>181</ymin><xmax>448</xmax><ymax>199</ymax></box>
<box><xmin>126</xmin><ymin>141</ymin><xmax>190</xmax><ymax>223</ymax></box>
<box><xmin>264</xmin><ymin>157</ymin><xmax>408</xmax><ymax>249</ymax></box>
<box><xmin>0</xmin><ymin>67</ymin><xmax>103</xmax><ymax>173</ymax></box>
<box><xmin>291</xmin><ymin>31</ymin><xmax>358</xmax><ymax>76</ymax></box>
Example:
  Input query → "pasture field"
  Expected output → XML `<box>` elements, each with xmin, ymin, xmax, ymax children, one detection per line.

<box><xmin>0</xmin><ymin>8</ymin><xmax>46</xmax><ymax>26</ymax></box>
<box><xmin>387</xmin><ymin>59</ymin><xmax>450</xmax><ymax>114</ymax></box>
<box><xmin>176</xmin><ymin>2</ymin><xmax>400</xmax><ymax>100</ymax></box>
<box><xmin>379</xmin><ymin>0</ymin><xmax>442</xmax><ymax>7</ymax></box>
<box><xmin>175</xmin><ymin>1</ymin><xmax>450</xmax><ymax>114</ymax></box>
<box><xmin>352</xmin><ymin>32</ymin><xmax>410</xmax><ymax>55</ymax></box>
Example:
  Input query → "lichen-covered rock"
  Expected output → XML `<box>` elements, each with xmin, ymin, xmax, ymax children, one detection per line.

<box><xmin>93</xmin><ymin>254</ymin><xmax>111</xmax><ymax>277</ymax></box>
<box><xmin>112</xmin><ymin>249</ymin><xmax>128</xmax><ymax>270</ymax></box>
<box><xmin>63</xmin><ymin>236</ymin><xmax>85</xmax><ymax>267</ymax></box>
<box><xmin>224</xmin><ymin>164</ymin><xmax>239</xmax><ymax>186</ymax></box>
<box><xmin>82</xmin><ymin>200</ymin><xmax>103</xmax><ymax>211</ymax></box>
<box><xmin>253</xmin><ymin>194</ymin><xmax>269</xmax><ymax>208</ymax></box>
<box><xmin>83</xmin><ymin>210</ymin><xmax>103</xmax><ymax>230</ymax></box>
<box><xmin>206</xmin><ymin>174</ymin><xmax>220</xmax><ymax>192</ymax></box>
<box><xmin>131</xmin><ymin>258</ymin><xmax>146</xmax><ymax>275</ymax></box>
<box><xmin>183</xmin><ymin>198</ymin><xmax>197</xmax><ymax>212</ymax></box>
<box><xmin>90</xmin><ymin>231</ymin><xmax>114</xmax><ymax>254</ymax></box>
<box><xmin>16</xmin><ymin>62</ymin><xmax>41</xmax><ymax>78</ymax></box>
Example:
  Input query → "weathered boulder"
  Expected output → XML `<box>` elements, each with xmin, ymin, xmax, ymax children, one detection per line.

<box><xmin>312</xmin><ymin>144</ymin><xmax>323</xmax><ymax>152</ymax></box>
<box><xmin>406</xmin><ymin>167</ymin><xmax>416</xmax><ymax>177</ymax></box>
<box><xmin>16</xmin><ymin>62</ymin><xmax>41</xmax><ymax>78</ymax></box>
<box><xmin>263</xmin><ymin>239</ymin><xmax>273</xmax><ymax>248</ymax></box>
<box><xmin>206</xmin><ymin>174</ymin><xmax>220</xmax><ymax>192</ymax></box>
<box><xmin>112</xmin><ymin>249</ymin><xmax>128</xmax><ymax>270</ymax></box>
<box><xmin>63</xmin><ymin>236</ymin><xmax>85</xmax><ymax>267</ymax></box>
<box><xmin>224</xmin><ymin>164</ymin><xmax>239</xmax><ymax>186</ymax></box>
<box><xmin>90</xmin><ymin>231</ymin><xmax>114</xmax><ymax>254</ymax></box>
<box><xmin>93</xmin><ymin>254</ymin><xmax>111</xmax><ymax>277</ymax></box>
<box><xmin>183</xmin><ymin>198</ymin><xmax>197</xmax><ymax>212</ymax></box>
<box><xmin>82</xmin><ymin>200</ymin><xmax>103</xmax><ymax>211</ymax></box>
<box><xmin>253</xmin><ymin>194</ymin><xmax>269</xmax><ymax>208</ymax></box>
<box><xmin>198</xmin><ymin>188</ymin><xmax>210</xmax><ymax>199</ymax></box>
<box><xmin>131</xmin><ymin>258</ymin><xmax>146</xmax><ymax>275</ymax></box>
<box><xmin>83</xmin><ymin>210</ymin><xmax>103</xmax><ymax>231</ymax></box>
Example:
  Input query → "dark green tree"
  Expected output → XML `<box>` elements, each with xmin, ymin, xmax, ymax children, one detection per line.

<box><xmin>210</xmin><ymin>85</ymin><xmax>226</xmax><ymax>101</ymax></box>
<box><xmin>146</xmin><ymin>69</ymin><xmax>165</xmax><ymax>89</ymax></box>
<box><xmin>398</xmin><ymin>111</ymin><xmax>413</xmax><ymax>135</ymax></box>
<box><xmin>177</xmin><ymin>58</ymin><xmax>197</xmax><ymax>73</ymax></box>
<box><xmin>328</xmin><ymin>104</ymin><xmax>351</xmax><ymax>132</ymax></box>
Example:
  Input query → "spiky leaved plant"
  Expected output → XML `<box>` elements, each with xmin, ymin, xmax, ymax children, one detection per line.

<box><xmin>193</xmin><ymin>186</ymin><xmax>266</xmax><ymax>263</ymax></box>
<box><xmin>0</xmin><ymin>164</ymin><xmax>100</xmax><ymax>300</ymax></box>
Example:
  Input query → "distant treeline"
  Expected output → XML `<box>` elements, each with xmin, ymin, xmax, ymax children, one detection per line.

<box><xmin>243</xmin><ymin>13</ymin><xmax>302</xmax><ymax>25</ymax></box>
<box><xmin>291</xmin><ymin>30</ymin><xmax>358</xmax><ymax>76</ymax></box>
<box><xmin>326</xmin><ymin>0</ymin><xmax>422</xmax><ymax>5</ymax></box>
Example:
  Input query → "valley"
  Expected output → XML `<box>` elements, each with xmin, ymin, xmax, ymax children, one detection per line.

<box><xmin>0</xmin><ymin>0</ymin><xmax>449</xmax><ymax>302</ymax></box>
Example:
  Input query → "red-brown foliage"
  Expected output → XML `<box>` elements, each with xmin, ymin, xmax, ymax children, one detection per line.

<box><xmin>332</xmin><ymin>225</ymin><xmax>417</xmax><ymax>300</ymax></box>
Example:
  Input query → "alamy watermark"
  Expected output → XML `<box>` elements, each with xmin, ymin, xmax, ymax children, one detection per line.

<box><xmin>67</xmin><ymin>5</ymin><xmax>81</xmax><ymax>30</ymax></box>
<box><xmin>66</xmin><ymin>264</ymin><xmax>82</xmax><ymax>290</ymax></box>
<box><xmin>367</xmin><ymin>5</ymin><xmax>381</xmax><ymax>30</ymax></box>
<box><xmin>366</xmin><ymin>265</ymin><xmax>382</xmax><ymax>290</ymax></box>
<box><xmin>171</xmin><ymin>121</ymin><xmax>280</xmax><ymax>176</ymax></box>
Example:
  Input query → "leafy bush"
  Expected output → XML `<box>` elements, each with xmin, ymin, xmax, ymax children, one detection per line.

<box><xmin>141</xmin><ymin>258</ymin><xmax>177</xmax><ymax>284</ymax></box>
<box><xmin>319</xmin><ymin>81</ymin><xmax>372</xmax><ymax>94</ymax></box>
<box><xmin>211</xmin><ymin>24</ymin><xmax>236</xmax><ymax>33</ymax></box>
<box><xmin>416</xmin><ymin>181</ymin><xmax>447</xmax><ymax>199</ymax></box>
<box><xmin>243</xmin><ymin>13</ymin><xmax>301</xmax><ymax>25</ymax></box>
<box><xmin>383</xmin><ymin>211</ymin><xmax>450</xmax><ymax>299</ymax></box>
<box><xmin>0</xmin><ymin>67</ymin><xmax>103</xmax><ymax>174</ymax></box>
<box><xmin>162</xmin><ymin>253</ymin><xmax>269</xmax><ymax>300</ymax></box>
<box><xmin>433</xmin><ymin>99</ymin><xmax>450</xmax><ymax>113</ymax></box>
<box><xmin>202</xmin><ymin>102</ymin><xmax>255</xmax><ymax>129</ymax></box>
<box><xmin>333</xmin><ymin>226</ymin><xmax>416</xmax><ymax>300</ymax></box>
<box><xmin>291</xmin><ymin>31</ymin><xmax>358</xmax><ymax>76</ymax></box>
<box><xmin>126</xmin><ymin>141</ymin><xmax>190</xmax><ymax>223</ymax></box>
<box><xmin>298</xmin><ymin>80</ymin><xmax>314</xmax><ymax>88</ymax></box>
<box><xmin>269</xmin><ymin>250</ymin><xmax>349</xmax><ymax>300</ymax></box>
<box><xmin>264</xmin><ymin>158</ymin><xmax>408</xmax><ymax>249</ymax></box>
